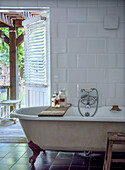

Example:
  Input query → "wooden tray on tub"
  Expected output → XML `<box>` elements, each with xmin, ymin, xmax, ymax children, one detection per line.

<box><xmin>38</xmin><ymin>104</ymin><xmax>71</xmax><ymax>117</ymax></box>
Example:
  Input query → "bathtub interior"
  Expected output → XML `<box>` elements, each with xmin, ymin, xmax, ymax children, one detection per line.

<box><xmin>16</xmin><ymin>106</ymin><xmax>48</xmax><ymax>116</ymax></box>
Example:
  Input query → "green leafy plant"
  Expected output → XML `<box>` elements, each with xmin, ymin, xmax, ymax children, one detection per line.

<box><xmin>0</xmin><ymin>28</ymin><xmax>24</xmax><ymax>69</ymax></box>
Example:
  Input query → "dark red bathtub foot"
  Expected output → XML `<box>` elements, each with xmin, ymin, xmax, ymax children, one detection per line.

<box><xmin>28</xmin><ymin>140</ymin><xmax>45</xmax><ymax>164</ymax></box>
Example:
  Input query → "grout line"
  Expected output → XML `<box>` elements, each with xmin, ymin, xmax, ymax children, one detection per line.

<box><xmin>68</xmin><ymin>152</ymin><xmax>75</xmax><ymax>170</ymax></box>
<box><xmin>49</xmin><ymin>151</ymin><xmax>59</xmax><ymax>170</ymax></box>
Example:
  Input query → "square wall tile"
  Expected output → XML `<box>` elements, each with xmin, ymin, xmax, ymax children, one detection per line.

<box><xmin>105</xmin><ymin>69</ymin><xmax>125</xmax><ymax>83</ymax></box>
<box><xmin>18</xmin><ymin>0</ymin><xmax>38</xmax><ymax>7</ymax></box>
<box><xmin>51</xmin><ymin>23</ymin><xmax>58</xmax><ymax>38</ymax></box>
<box><xmin>87</xmin><ymin>39</ymin><xmax>106</xmax><ymax>53</ymax></box>
<box><xmin>68</xmin><ymin>8</ymin><xmax>86</xmax><ymax>22</ymax></box>
<box><xmin>87</xmin><ymin>69</ymin><xmax>105</xmax><ymax>83</ymax></box>
<box><xmin>51</xmin><ymin>38</ymin><xmax>66</xmax><ymax>53</ymax></box>
<box><xmin>117</xmin><ymin>23</ymin><xmax>125</xmax><ymax>38</ymax></box>
<box><xmin>67</xmin><ymin>97</ymin><xmax>79</xmax><ymax>106</ymax></box>
<box><xmin>79</xmin><ymin>23</ymin><xmax>97</xmax><ymax>37</ymax></box>
<box><xmin>106</xmin><ymin>98</ymin><xmax>125</xmax><ymax>106</ymax></box>
<box><xmin>67</xmin><ymin>69</ymin><xmax>87</xmax><ymax>83</ymax></box>
<box><xmin>38</xmin><ymin>0</ymin><xmax>57</xmax><ymax>7</ymax></box>
<box><xmin>58</xmin><ymin>0</ymin><xmax>77</xmax><ymax>7</ymax></box>
<box><xmin>67</xmin><ymin>54</ymin><xmax>77</xmax><ymax>68</ymax></box>
<box><xmin>98</xmin><ymin>0</ymin><xmax>117</xmax><ymax>7</ymax></box>
<box><xmin>51</xmin><ymin>8</ymin><xmax>67</xmax><ymax>22</ymax></box>
<box><xmin>78</xmin><ymin>0</ymin><xmax>97</xmax><ymax>7</ymax></box>
<box><xmin>116</xmin><ymin>84</ymin><xmax>125</xmax><ymax>98</ymax></box>
<box><xmin>97</xmin><ymin>23</ymin><xmax>117</xmax><ymax>38</ymax></box>
<box><xmin>107</xmin><ymin>7</ymin><xmax>125</xmax><ymax>22</ymax></box>
<box><xmin>78</xmin><ymin>54</ymin><xmax>96</xmax><ymax>68</ymax></box>
<box><xmin>68</xmin><ymin>39</ymin><xmax>87</xmax><ymax>53</ymax></box>
<box><xmin>57</xmin><ymin>23</ymin><xmax>67</xmax><ymax>38</ymax></box>
<box><xmin>97</xmin><ymin>84</ymin><xmax>115</xmax><ymax>99</ymax></box>
<box><xmin>67</xmin><ymin>84</ymin><xmax>77</xmax><ymax>98</ymax></box>
<box><xmin>52</xmin><ymin>68</ymin><xmax>67</xmax><ymax>83</ymax></box>
<box><xmin>57</xmin><ymin>54</ymin><xmax>77</xmax><ymax>68</ymax></box>
<box><xmin>57</xmin><ymin>23</ymin><xmax>78</xmax><ymax>38</ymax></box>
<box><xmin>67</xmin><ymin>23</ymin><xmax>78</xmax><ymax>38</ymax></box>
<box><xmin>87</xmin><ymin>8</ymin><xmax>107</xmax><ymax>22</ymax></box>
<box><xmin>57</xmin><ymin>54</ymin><xmax>67</xmax><ymax>68</ymax></box>
<box><xmin>0</xmin><ymin>0</ymin><xmax>18</xmax><ymax>7</ymax></box>
<box><xmin>51</xmin><ymin>83</ymin><xmax>58</xmax><ymax>95</ymax></box>
<box><xmin>51</xmin><ymin>54</ymin><xmax>57</xmax><ymax>69</ymax></box>
<box><xmin>108</xmin><ymin>39</ymin><xmax>125</xmax><ymax>54</ymax></box>
<box><xmin>116</xmin><ymin>54</ymin><xmax>125</xmax><ymax>68</ymax></box>
<box><xmin>96</xmin><ymin>54</ymin><xmax>116</xmax><ymax>68</ymax></box>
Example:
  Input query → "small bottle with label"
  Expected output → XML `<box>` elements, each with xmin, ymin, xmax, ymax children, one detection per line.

<box><xmin>55</xmin><ymin>93</ymin><xmax>60</xmax><ymax>107</ymax></box>
<box><xmin>51</xmin><ymin>92</ymin><xmax>56</xmax><ymax>107</ymax></box>
<box><xmin>59</xmin><ymin>88</ymin><xmax>66</xmax><ymax>107</ymax></box>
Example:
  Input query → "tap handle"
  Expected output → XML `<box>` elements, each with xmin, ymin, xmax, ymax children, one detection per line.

<box><xmin>81</xmin><ymin>88</ymin><xmax>92</xmax><ymax>93</ymax></box>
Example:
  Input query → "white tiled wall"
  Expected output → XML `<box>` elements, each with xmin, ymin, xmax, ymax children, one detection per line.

<box><xmin>1</xmin><ymin>0</ymin><xmax>125</xmax><ymax>106</ymax></box>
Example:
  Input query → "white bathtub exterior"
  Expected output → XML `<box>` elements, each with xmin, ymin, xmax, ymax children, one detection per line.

<box><xmin>13</xmin><ymin>106</ymin><xmax>125</xmax><ymax>151</ymax></box>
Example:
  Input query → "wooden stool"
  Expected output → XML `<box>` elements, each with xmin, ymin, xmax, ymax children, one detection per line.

<box><xmin>103</xmin><ymin>132</ymin><xmax>125</xmax><ymax>170</ymax></box>
<box><xmin>0</xmin><ymin>100</ymin><xmax>22</xmax><ymax>123</ymax></box>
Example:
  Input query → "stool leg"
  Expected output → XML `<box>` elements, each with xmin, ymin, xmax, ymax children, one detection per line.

<box><xmin>0</xmin><ymin>104</ymin><xmax>1</xmax><ymax>118</ymax></box>
<box><xmin>13</xmin><ymin>104</ymin><xmax>16</xmax><ymax>124</ymax></box>
<box><xmin>4</xmin><ymin>106</ymin><xmax>8</xmax><ymax>118</ymax></box>
<box><xmin>103</xmin><ymin>138</ymin><xmax>109</xmax><ymax>170</ymax></box>
<box><xmin>3</xmin><ymin>106</ymin><xmax>6</xmax><ymax>118</ymax></box>
<box><xmin>106</xmin><ymin>141</ymin><xmax>113</xmax><ymax>170</ymax></box>
<box><xmin>6</xmin><ymin>106</ymin><xmax>10</xmax><ymax>118</ymax></box>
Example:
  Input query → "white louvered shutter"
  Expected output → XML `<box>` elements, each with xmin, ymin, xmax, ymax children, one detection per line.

<box><xmin>23</xmin><ymin>15</ymin><xmax>47</xmax><ymax>86</ymax></box>
<box><xmin>22</xmin><ymin>14</ymin><xmax>50</xmax><ymax>107</ymax></box>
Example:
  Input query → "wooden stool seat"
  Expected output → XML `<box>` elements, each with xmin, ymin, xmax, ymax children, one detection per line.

<box><xmin>103</xmin><ymin>132</ymin><xmax>125</xmax><ymax>170</ymax></box>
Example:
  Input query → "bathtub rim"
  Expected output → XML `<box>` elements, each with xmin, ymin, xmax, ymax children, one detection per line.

<box><xmin>11</xmin><ymin>106</ymin><xmax>125</xmax><ymax>123</ymax></box>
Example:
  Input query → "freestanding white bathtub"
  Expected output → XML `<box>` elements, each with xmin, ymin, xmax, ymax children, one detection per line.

<box><xmin>13</xmin><ymin>106</ymin><xmax>125</xmax><ymax>152</ymax></box>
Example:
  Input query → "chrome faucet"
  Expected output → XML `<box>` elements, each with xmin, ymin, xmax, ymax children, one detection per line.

<box><xmin>78</xmin><ymin>88</ymin><xmax>98</xmax><ymax>117</ymax></box>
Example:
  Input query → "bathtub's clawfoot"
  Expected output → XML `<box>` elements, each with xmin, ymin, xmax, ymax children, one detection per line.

<box><xmin>28</xmin><ymin>140</ymin><xmax>45</xmax><ymax>164</ymax></box>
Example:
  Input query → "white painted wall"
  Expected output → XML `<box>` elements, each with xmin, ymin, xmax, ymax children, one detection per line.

<box><xmin>1</xmin><ymin>0</ymin><xmax>125</xmax><ymax>106</ymax></box>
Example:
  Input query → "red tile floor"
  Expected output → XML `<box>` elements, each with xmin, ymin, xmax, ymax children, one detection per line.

<box><xmin>0</xmin><ymin>143</ymin><xmax>125</xmax><ymax>170</ymax></box>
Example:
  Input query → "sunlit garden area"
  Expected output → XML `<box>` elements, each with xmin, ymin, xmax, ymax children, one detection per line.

<box><xmin>0</xmin><ymin>28</ymin><xmax>25</xmax><ymax>107</ymax></box>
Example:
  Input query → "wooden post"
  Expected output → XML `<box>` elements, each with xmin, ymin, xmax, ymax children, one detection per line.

<box><xmin>9</xmin><ymin>28</ymin><xmax>19</xmax><ymax>100</ymax></box>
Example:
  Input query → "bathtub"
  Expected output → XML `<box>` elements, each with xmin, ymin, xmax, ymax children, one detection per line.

<box><xmin>13</xmin><ymin>106</ymin><xmax>125</xmax><ymax>152</ymax></box>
